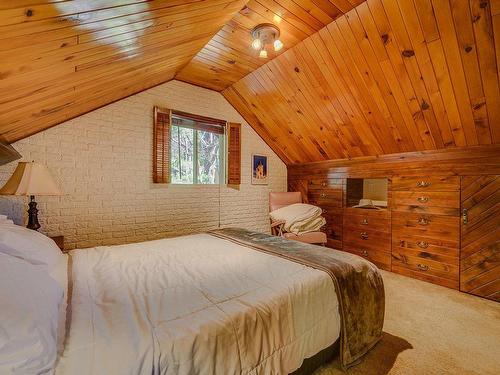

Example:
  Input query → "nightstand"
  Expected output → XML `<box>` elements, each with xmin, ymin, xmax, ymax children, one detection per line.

<box><xmin>50</xmin><ymin>235</ymin><xmax>65</xmax><ymax>252</ymax></box>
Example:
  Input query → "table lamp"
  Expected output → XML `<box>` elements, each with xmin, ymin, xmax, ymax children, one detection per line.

<box><xmin>0</xmin><ymin>161</ymin><xmax>62</xmax><ymax>230</ymax></box>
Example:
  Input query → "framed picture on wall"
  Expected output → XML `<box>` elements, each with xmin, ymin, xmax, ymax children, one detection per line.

<box><xmin>252</xmin><ymin>154</ymin><xmax>268</xmax><ymax>185</ymax></box>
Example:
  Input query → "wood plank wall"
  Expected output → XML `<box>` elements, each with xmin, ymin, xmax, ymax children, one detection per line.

<box><xmin>288</xmin><ymin>145</ymin><xmax>500</xmax><ymax>181</ymax></box>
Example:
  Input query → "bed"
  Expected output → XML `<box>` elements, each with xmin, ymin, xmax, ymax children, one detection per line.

<box><xmin>0</xmin><ymin>225</ymin><xmax>384</xmax><ymax>375</ymax></box>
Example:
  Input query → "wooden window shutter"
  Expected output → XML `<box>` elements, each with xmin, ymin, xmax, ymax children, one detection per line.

<box><xmin>227</xmin><ymin>122</ymin><xmax>241</xmax><ymax>185</ymax></box>
<box><xmin>153</xmin><ymin>106</ymin><xmax>171</xmax><ymax>183</ymax></box>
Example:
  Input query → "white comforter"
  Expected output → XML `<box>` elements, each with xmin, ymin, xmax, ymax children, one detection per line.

<box><xmin>56</xmin><ymin>234</ymin><xmax>340</xmax><ymax>375</ymax></box>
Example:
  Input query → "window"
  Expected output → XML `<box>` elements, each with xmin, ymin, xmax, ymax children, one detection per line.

<box><xmin>170</xmin><ymin>111</ymin><xmax>225</xmax><ymax>184</ymax></box>
<box><xmin>153</xmin><ymin>107</ymin><xmax>240</xmax><ymax>186</ymax></box>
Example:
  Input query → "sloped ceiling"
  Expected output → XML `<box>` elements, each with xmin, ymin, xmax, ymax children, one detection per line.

<box><xmin>0</xmin><ymin>0</ymin><xmax>359</xmax><ymax>143</ymax></box>
<box><xmin>175</xmin><ymin>0</ymin><xmax>365</xmax><ymax>91</ymax></box>
<box><xmin>222</xmin><ymin>0</ymin><xmax>500</xmax><ymax>164</ymax></box>
<box><xmin>1</xmin><ymin>0</ymin><xmax>499</xmax><ymax>166</ymax></box>
<box><xmin>0</xmin><ymin>0</ymin><xmax>247</xmax><ymax>142</ymax></box>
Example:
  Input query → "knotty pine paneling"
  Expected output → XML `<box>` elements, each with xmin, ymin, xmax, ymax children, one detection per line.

<box><xmin>287</xmin><ymin>145</ymin><xmax>500</xmax><ymax>182</ymax></box>
<box><xmin>176</xmin><ymin>0</ymin><xmax>364</xmax><ymax>91</ymax></box>
<box><xmin>0</xmin><ymin>0</ymin><xmax>247</xmax><ymax>142</ymax></box>
<box><xmin>223</xmin><ymin>0</ymin><xmax>500</xmax><ymax>164</ymax></box>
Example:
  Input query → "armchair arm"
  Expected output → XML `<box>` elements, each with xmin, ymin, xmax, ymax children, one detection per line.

<box><xmin>270</xmin><ymin>220</ymin><xmax>285</xmax><ymax>236</ymax></box>
<box><xmin>270</xmin><ymin>220</ymin><xmax>286</xmax><ymax>228</ymax></box>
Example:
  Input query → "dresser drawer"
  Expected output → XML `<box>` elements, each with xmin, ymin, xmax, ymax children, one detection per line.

<box><xmin>308</xmin><ymin>179</ymin><xmax>343</xmax><ymax>189</ymax></box>
<box><xmin>392</xmin><ymin>212</ymin><xmax>459</xmax><ymax>240</ymax></box>
<box><xmin>327</xmin><ymin>238</ymin><xmax>343</xmax><ymax>250</ymax></box>
<box><xmin>343</xmin><ymin>244</ymin><xmax>391</xmax><ymax>271</ymax></box>
<box><xmin>392</xmin><ymin>191</ymin><xmax>460</xmax><ymax>215</ymax></box>
<box><xmin>392</xmin><ymin>236</ymin><xmax>459</xmax><ymax>258</ymax></box>
<box><xmin>344</xmin><ymin>207</ymin><xmax>391</xmax><ymax>220</ymax></box>
<box><xmin>392</xmin><ymin>264</ymin><xmax>459</xmax><ymax>289</ymax></box>
<box><xmin>344</xmin><ymin>227</ymin><xmax>391</xmax><ymax>244</ymax></box>
<box><xmin>392</xmin><ymin>251</ymin><xmax>459</xmax><ymax>289</ymax></box>
<box><xmin>319</xmin><ymin>207</ymin><xmax>343</xmax><ymax>250</ymax></box>
<box><xmin>344</xmin><ymin>228</ymin><xmax>391</xmax><ymax>251</ymax></box>
<box><xmin>308</xmin><ymin>190</ymin><xmax>342</xmax><ymax>207</ymax></box>
<box><xmin>321</xmin><ymin>206</ymin><xmax>343</xmax><ymax>217</ymax></box>
<box><xmin>307</xmin><ymin>179</ymin><xmax>343</xmax><ymax>207</ymax></box>
<box><xmin>392</xmin><ymin>240</ymin><xmax>459</xmax><ymax>263</ymax></box>
<box><xmin>324</xmin><ymin>220</ymin><xmax>342</xmax><ymax>243</ymax></box>
<box><xmin>344</xmin><ymin>214</ymin><xmax>390</xmax><ymax>233</ymax></box>
<box><xmin>392</xmin><ymin>175</ymin><xmax>460</xmax><ymax>191</ymax></box>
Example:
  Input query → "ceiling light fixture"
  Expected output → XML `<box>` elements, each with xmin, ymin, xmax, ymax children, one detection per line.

<box><xmin>251</xmin><ymin>23</ymin><xmax>283</xmax><ymax>58</ymax></box>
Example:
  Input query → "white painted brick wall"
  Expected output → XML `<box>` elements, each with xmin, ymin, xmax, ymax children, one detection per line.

<box><xmin>0</xmin><ymin>80</ymin><xmax>287</xmax><ymax>249</ymax></box>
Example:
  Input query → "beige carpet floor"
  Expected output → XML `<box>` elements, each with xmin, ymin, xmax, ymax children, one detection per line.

<box><xmin>314</xmin><ymin>270</ymin><xmax>500</xmax><ymax>375</ymax></box>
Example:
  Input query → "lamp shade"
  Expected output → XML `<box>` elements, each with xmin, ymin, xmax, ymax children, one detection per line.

<box><xmin>0</xmin><ymin>162</ymin><xmax>62</xmax><ymax>196</ymax></box>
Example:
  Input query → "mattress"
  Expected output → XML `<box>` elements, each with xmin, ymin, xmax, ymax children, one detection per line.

<box><xmin>55</xmin><ymin>233</ymin><xmax>340</xmax><ymax>375</ymax></box>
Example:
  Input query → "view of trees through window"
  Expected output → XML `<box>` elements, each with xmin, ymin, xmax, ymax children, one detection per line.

<box><xmin>171</xmin><ymin>125</ymin><xmax>223</xmax><ymax>184</ymax></box>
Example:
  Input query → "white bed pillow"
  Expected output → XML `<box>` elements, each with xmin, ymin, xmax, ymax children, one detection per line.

<box><xmin>0</xmin><ymin>253</ymin><xmax>63</xmax><ymax>374</ymax></box>
<box><xmin>0</xmin><ymin>223</ymin><xmax>63</xmax><ymax>270</ymax></box>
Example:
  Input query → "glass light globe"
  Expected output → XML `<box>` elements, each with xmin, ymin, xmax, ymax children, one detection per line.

<box><xmin>251</xmin><ymin>38</ymin><xmax>262</xmax><ymax>50</ymax></box>
<box><xmin>273</xmin><ymin>39</ymin><xmax>283</xmax><ymax>52</ymax></box>
<box><xmin>259</xmin><ymin>49</ymin><xmax>268</xmax><ymax>58</ymax></box>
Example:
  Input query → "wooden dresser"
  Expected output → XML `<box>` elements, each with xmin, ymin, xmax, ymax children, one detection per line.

<box><xmin>343</xmin><ymin>208</ymin><xmax>391</xmax><ymax>271</ymax></box>
<box><xmin>287</xmin><ymin>146</ymin><xmax>500</xmax><ymax>301</ymax></box>
<box><xmin>306</xmin><ymin>179</ymin><xmax>343</xmax><ymax>250</ymax></box>
<box><xmin>391</xmin><ymin>176</ymin><xmax>460</xmax><ymax>289</ymax></box>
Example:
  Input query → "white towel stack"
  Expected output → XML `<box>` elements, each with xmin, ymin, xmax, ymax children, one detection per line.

<box><xmin>270</xmin><ymin>203</ymin><xmax>326</xmax><ymax>235</ymax></box>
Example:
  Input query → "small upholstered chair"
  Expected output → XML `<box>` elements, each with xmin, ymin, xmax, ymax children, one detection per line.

<box><xmin>269</xmin><ymin>192</ymin><xmax>327</xmax><ymax>245</ymax></box>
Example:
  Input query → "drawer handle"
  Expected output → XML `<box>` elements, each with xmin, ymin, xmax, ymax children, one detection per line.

<box><xmin>361</xmin><ymin>250</ymin><xmax>368</xmax><ymax>257</ymax></box>
<box><xmin>417</xmin><ymin>196</ymin><xmax>429</xmax><ymax>203</ymax></box>
<box><xmin>361</xmin><ymin>219</ymin><xmax>368</xmax><ymax>225</ymax></box>
<box><xmin>322</xmin><ymin>208</ymin><xmax>328</xmax><ymax>214</ymax></box>
<box><xmin>417</xmin><ymin>264</ymin><xmax>429</xmax><ymax>271</ymax></box>
<box><xmin>321</xmin><ymin>182</ymin><xmax>327</xmax><ymax>187</ymax></box>
<box><xmin>320</xmin><ymin>193</ymin><xmax>326</xmax><ymax>198</ymax></box>
<box><xmin>418</xmin><ymin>217</ymin><xmax>430</xmax><ymax>226</ymax></box>
<box><xmin>416</xmin><ymin>181</ymin><xmax>431</xmax><ymax>188</ymax></box>
<box><xmin>417</xmin><ymin>241</ymin><xmax>429</xmax><ymax>249</ymax></box>
<box><xmin>360</xmin><ymin>232</ymin><xmax>368</xmax><ymax>240</ymax></box>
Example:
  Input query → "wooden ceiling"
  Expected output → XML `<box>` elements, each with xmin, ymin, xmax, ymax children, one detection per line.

<box><xmin>0</xmin><ymin>0</ymin><xmax>247</xmax><ymax>142</ymax></box>
<box><xmin>0</xmin><ymin>0</ymin><xmax>360</xmax><ymax>143</ymax></box>
<box><xmin>1</xmin><ymin>0</ymin><xmax>499</xmax><ymax>166</ymax></box>
<box><xmin>223</xmin><ymin>0</ymin><xmax>500</xmax><ymax>164</ymax></box>
<box><xmin>175</xmin><ymin>0</ymin><xmax>364</xmax><ymax>91</ymax></box>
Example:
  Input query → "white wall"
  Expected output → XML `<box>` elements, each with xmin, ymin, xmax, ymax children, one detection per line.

<box><xmin>0</xmin><ymin>80</ymin><xmax>287</xmax><ymax>250</ymax></box>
